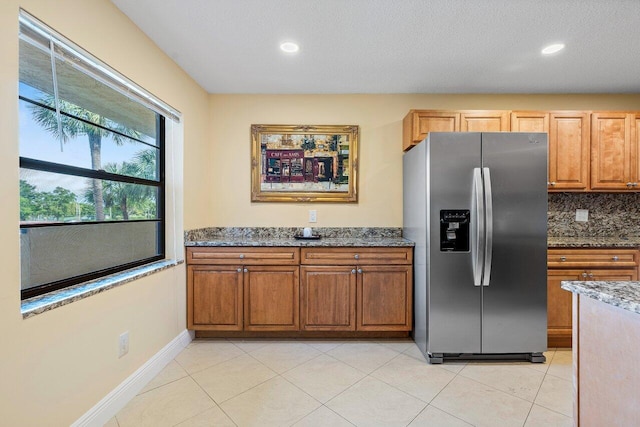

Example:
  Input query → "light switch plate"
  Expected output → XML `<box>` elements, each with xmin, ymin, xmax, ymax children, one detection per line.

<box><xmin>308</xmin><ymin>210</ymin><xmax>317</xmax><ymax>223</ymax></box>
<box><xmin>576</xmin><ymin>209</ymin><xmax>589</xmax><ymax>222</ymax></box>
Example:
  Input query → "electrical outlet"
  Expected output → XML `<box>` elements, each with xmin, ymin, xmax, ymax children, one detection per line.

<box><xmin>308</xmin><ymin>210</ymin><xmax>317</xmax><ymax>223</ymax></box>
<box><xmin>576</xmin><ymin>209</ymin><xmax>589</xmax><ymax>222</ymax></box>
<box><xmin>118</xmin><ymin>331</ymin><xmax>129</xmax><ymax>358</ymax></box>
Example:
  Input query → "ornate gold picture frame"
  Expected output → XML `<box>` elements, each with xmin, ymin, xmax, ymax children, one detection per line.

<box><xmin>251</xmin><ymin>124</ymin><xmax>359</xmax><ymax>202</ymax></box>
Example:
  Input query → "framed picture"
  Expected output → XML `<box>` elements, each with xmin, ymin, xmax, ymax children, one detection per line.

<box><xmin>251</xmin><ymin>124</ymin><xmax>359</xmax><ymax>202</ymax></box>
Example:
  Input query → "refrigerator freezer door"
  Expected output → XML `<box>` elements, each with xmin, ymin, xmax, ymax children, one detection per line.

<box><xmin>480</xmin><ymin>133</ymin><xmax>548</xmax><ymax>353</ymax></box>
<box><xmin>427</xmin><ymin>133</ymin><xmax>482</xmax><ymax>354</ymax></box>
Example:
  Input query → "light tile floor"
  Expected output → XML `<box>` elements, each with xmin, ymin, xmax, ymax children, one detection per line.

<box><xmin>108</xmin><ymin>339</ymin><xmax>573</xmax><ymax>427</ymax></box>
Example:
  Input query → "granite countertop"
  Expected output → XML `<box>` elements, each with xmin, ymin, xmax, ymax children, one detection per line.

<box><xmin>548</xmin><ymin>236</ymin><xmax>640</xmax><ymax>248</ymax></box>
<box><xmin>561</xmin><ymin>280</ymin><xmax>640</xmax><ymax>315</ymax></box>
<box><xmin>184</xmin><ymin>227</ymin><xmax>414</xmax><ymax>248</ymax></box>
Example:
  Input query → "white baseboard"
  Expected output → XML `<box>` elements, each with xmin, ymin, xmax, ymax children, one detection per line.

<box><xmin>72</xmin><ymin>329</ymin><xmax>193</xmax><ymax>427</ymax></box>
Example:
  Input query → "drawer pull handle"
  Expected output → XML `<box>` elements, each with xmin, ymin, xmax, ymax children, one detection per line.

<box><xmin>357</xmin><ymin>268</ymin><xmax>363</xmax><ymax>274</ymax></box>
<box><xmin>239</xmin><ymin>254</ymin><xmax>245</xmax><ymax>259</ymax></box>
<box><xmin>560</xmin><ymin>256</ymin><xmax>567</xmax><ymax>262</ymax></box>
<box><xmin>237</xmin><ymin>268</ymin><xmax>242</xmax><ymax>273</ymax></box>
<box><xmin>243</xmin><ymin>268</ymin><xmax>248</xmax><ymax>273</ymax></box>
<box><xmin>627</xmin><ymin>182</ymin><xmax>634</xmax><ymax>188</ymax></box>
<box><xmin>548</xmin><ymin>181</ymin><xmax>556</xmax><ymax>186</ymax></box>
<box><xmin>351</xmin><ymin>269</ymin><xmax>356</xmax><ymax>274</ymax></box>
<box><xmin>581</xmin><ymin>272</ymin><xmax>588</xmax><ymax>278</ymax></box>
<box><xmin>612</xmin><ymin>256</ymin><xmax>619</xmax><ymax>261</ymax></box>
<box><xmin>354</xmin><ymin>254</ymin><xmax>359</xmax><ymax>260</ymax></box>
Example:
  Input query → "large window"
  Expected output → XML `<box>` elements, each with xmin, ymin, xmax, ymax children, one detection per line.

<box><xmin>19</xmin><ymin>12</ymin><xmax>176</xmax><ymax>299</ymax></box>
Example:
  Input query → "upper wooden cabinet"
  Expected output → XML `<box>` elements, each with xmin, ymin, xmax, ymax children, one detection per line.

<box><xmin>549</xmin><ymin>112</ymin><xmax>591</xmax><ymax>191</ymax></box>
<box><xmin>512</xmin><ymin>111</ymin><xmax>590</xmax><ymax>191</ymax></box>
<box><xmin>402</xmin><ymin>109</ymin><xmax>510</xmax><ymax>151</ymax></box>
<box><xmin>402</xmin><ymin>110</ymin><xmax>460</xmax><ymax>151</ymax></box>
<box><xmin>591</xmin><ymin>112</ymin><xmax>637</xmax><ymax>190</ymax></box>
<box><xmin>406</xmin><ymin>108</ymin><xmax>640</xmax><ymax>192</ymax></box>
<box><xmin>459</xmin><ymin>110</ymin><xmax>510</xmax><ymax>132</ymax></box>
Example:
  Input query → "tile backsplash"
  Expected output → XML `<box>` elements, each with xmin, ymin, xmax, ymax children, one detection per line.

<box><xmin>548</xmin><ymin>193</ymin><xmax>640</xmax><ymax>237</ymax></box>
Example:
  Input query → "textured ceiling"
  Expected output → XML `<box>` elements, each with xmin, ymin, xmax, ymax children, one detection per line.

<box><xmin>110</xmin><ymin>0</ymin><xmax>640</xmax><ymax>94</ymax></box>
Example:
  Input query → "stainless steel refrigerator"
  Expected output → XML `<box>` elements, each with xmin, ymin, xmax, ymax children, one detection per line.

<box><xmin>403</xmin><ymin>132</ymin><xmax>547</xmax><ymax>364</ymax></box>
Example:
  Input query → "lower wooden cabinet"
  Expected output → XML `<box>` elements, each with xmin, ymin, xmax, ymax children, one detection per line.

<box><xmin>188</xmin><ymin>265</ymin><xmax>243</xmax><ymax>331</ymax></box>
<box><xmin>244</xmin><ymin>266</ymin><xmax>299</xmax><ymax>331</ymax></box>
<box><xmin>187</xmin><ymin>246</ymin><xmax>414</xmax><ymax>334</ymax></box>
<box><xmin>300</xmin><ymin>247</ymin><xmax>413</xmax><ymax>332</ymax></box>
<box><xmin>358</xmin><ymin>265</ymin><xmax>412</xmax><ymax>331</ymax></box>
<box><xmin>300</xmin><ymin>266</ymin><xmax>356</xmax><ymax>331</ymax></box>
<box><xmin>547</xmin><ymin>249</ymin><xmax>639</xmax><ymax>347</ymax></box>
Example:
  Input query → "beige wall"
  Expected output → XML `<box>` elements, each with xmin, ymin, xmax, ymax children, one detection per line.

<box><xmin>209</xmin><ymin>93</ymin><xmax>640</xmax><ymax>227</ymax></box>
<box><xmin>0</xmin><ymin>1</ymin><xmax>210</xmax><ymax>425</ymax></box>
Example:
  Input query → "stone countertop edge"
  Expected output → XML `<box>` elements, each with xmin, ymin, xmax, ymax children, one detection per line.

<box><xmin>184</xmin><ymin>227</ymin><xmax>413</xmax><ymax>247</ymax></box>
<box><xmin>548</xmin><ymin>236</ymin><xmax>640</xmax><ymax>248</ymax></box>
<box><xmin>561</xmin><ymin>280</ymin><xmax>640</xmax><ymax>315</ymax></box>
<box><xmin>185</xmin><ymin>237</ymin><xmax>414</xmax><ymax>247</ymax></box>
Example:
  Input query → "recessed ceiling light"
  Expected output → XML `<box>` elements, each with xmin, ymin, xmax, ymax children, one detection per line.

<box><xmin>280</xmin><ymin>41</ymin><xmax>300</xmax><ymax>53</ymax></box>
<box><xmin>541</xmin><ymin>43</ymin><xmax>565</xmax><ymax>55</ymax></box>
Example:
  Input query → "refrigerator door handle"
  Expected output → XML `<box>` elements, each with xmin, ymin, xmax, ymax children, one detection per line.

<box><xmin>473</xmin><ymin>168</ymin><xmax>484</xmax><ymax>287</ymax></box>
<box><xmin>482</xmin><ymin>167</ymin><xmax>493</xmax><ymax>287</ymax></box>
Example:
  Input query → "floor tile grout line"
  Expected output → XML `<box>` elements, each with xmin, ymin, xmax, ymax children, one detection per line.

<box><xmin>530</xmin><ymin>400</ymin><xmax>574</xmax><ymax>419</ymax></box>
<box><xmin>455</xmin><ymin>366</ymin><xmax>545</xmax><ymax>403</ymax></box>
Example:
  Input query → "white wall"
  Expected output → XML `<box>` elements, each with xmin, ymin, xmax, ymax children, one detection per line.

<box><xmin>0</xmin><ymin>1</ymin><xmax>210</xmax><ymax>425</ymax></box>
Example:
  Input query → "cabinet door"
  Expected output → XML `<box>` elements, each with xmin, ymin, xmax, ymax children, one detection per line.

<box><xmin>547</xmin><ymin>269</ymin><xmax>582</xmax><ymax>347</ymax></box>
<box><xmin>591</xmin><ymin>112</ymin><xmax>633</xmax><ymax>190</ymax></box>
<box><xmin>460</xmin><ymin>110</ymin><xmax>510</xmax><ymax>132</ymax></box>
<box><xmin>300</xmin><ymin>266</ymin><xmax>356</xmax><ymax>331</ymax></box>
<box><xmin>244</xmin><ymin>266</ymin><xmax>299</xmax><ymax>331</ymax></box>
<box><xmin>357</xmin><ymin>265</ymin><xmax>412</xmax><ymax>331</ymax></box>
<box><xmin>188</xmin><ymin>265</ymin><xmax>243</xmax><ymax>330</ymax></box>
<box><xmin>548</xmin><ymin>112</ymin><xmax>590</xmax><ymax>191</ymax></box>
<box><xmin>510</xmin><ymin>111</ymin><xmax>549</xmax><ymax>133</ymax></box>
<box><xmin>403</xmin><ymin>110</ymin><xmax>460</xmax><ymax>151</ymax></box>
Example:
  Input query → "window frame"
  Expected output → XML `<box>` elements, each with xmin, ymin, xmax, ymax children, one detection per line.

<box><xmin>18</xmin><ymin>13</ymin><xmax>168</xmax><ymax>301</ymax></box>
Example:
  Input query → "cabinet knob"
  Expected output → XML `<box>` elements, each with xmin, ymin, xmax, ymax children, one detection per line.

<box><xmin>243</xmin><ymin>268</ymin><xmax>248</xmax><ymax>273</ymax></box>
<box><xmin>357</xmin><ymin>268</ymin><xmax>363</xmax><ymax>274</ymax></box>
<box><xmin>548</xmin><ymin>181</ymin><xmax>556</xmax><ymax>186</ymax></box>
<box><xmin>239</xmin><ymin>254</ymin><xmax>245</xmax><ymax>259</ymax></box>
<box><xmin>626</xmin><ymin>182</ymin><xmax>634</xmax><ymax>188</ymax></box>
<box><xmin>354</xmin><ymin>254</ymin><xmax>359</xmax><ymax>260</ymax></box>
<box><xmin>560</xmin><ymin>256</ymin><xmax>567</xmax><ymax>262</ymax></box>
<box><xmin>634</xmin><ymin>183</ymin><xmax>639</xmax><ymax>187</ymax></box>
<box><xmin>612</xmin><ymin>256</ymin><xmax>619</xmax><ymax>261</ymax></box>
<box><xmin>588</xmin><ymin>272</ymin><xmax>594</xmax><ymax>278</ymax></box>
<box><xmin>351</xmin><ymin>269</ymin><xmax>356</xmax><ymax>274</ymax></box>
<box><xmin>237</xmin><ymin>268</ymin><xmax>242</xmax><ymax>273</ymax></box>
<box><xmin>581</xmin><ymin>272</ymin><xmax>588</xmax><ymax>278</ymax></box>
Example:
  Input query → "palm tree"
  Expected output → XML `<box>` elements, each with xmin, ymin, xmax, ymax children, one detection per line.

<box><xmin>29</xmin><ymin>96</ymin><xmax>140</xmax><ymax>220</ymax></box>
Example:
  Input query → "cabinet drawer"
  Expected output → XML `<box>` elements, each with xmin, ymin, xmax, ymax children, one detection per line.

<box><xmin>301</xmin><ymin>247</ymin><xmax>412</xmax><ymax>265</ymax></box>
<box><xmin>187</xmin><ymin>247</ymin><xmax>300</xmax><ymax>265</ymax></box>
<box><xmin>548</xmin><ymin>249</ymin><xmax>638</xmax><ymax>268</ymax></box>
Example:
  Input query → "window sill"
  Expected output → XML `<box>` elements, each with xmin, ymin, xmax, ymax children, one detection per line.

<box><xmin>21</xmin><ymin>259</ymin><xmax>183</xmax><ymax>319</ymax></box>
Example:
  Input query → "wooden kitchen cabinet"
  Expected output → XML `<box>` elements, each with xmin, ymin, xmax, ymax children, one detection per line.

<box><xmin>402</xmin><ymin>110</ymin><xmax>460</xmax><ymax>151</ymax></box>
<box><xmin>357</xmin><ymin>265</ymin><xmax>412</xmax><ymax>331</ymax></box>
<box><xmin>300</xmin><ymin>247</ymin><xmax>413</xmax><ymax>331</ymax></box>
<box><xmin>591</xmin><ymin>112</ymin><xmax>637</xmax><ymax>190</ymax></box>
<box><xmin>547</xmin><ymin>248</ymin><xmax>638</xmax><ymax>347</ymax></box>
<box><xmin>244</xmin><ymin>265</ymin><xmax>299</xmax><ymax>331</ymax></box>
<box><xmin>300</xmin><ymin>266</ymin><xmax>356</xmax><ymax>331</ymax></box>
<box><xmin>188</xmin><ymin>265</ymin><xmax>244</xmax><ymax>330</ymax></box>
<box><xmin>186</xmin><ymin>247</ymin><xmax>300</xmax><ymax>331</ymax></box>
<box><xmin>511</xmin><ymin>111</ymin><xmax>590</xmax><ymax>191</ymax></box>
<box><xmin>459</xmin><ymin>110</ymin><xmax>510</xmax><ymax>132</ymax></box>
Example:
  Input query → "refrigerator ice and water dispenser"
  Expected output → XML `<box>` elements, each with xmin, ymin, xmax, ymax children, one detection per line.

<box><xmin>439</xmin><ymin>210</ymin><xmax>470</xmax><ymax>252</ymax></box>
